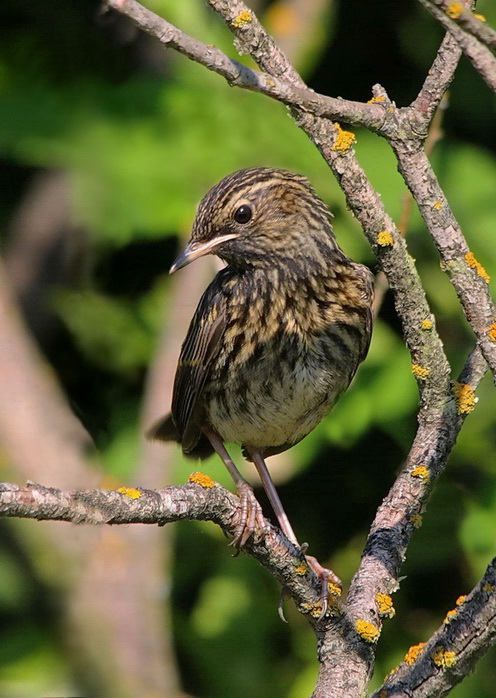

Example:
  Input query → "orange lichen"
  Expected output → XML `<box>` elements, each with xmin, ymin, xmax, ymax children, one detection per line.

<box><xmin>376</xmin><ymin>593</ymin><xmax>395</xmax><ymax>618</ymax></box>
<box><xmin>456</xmin><ymin>594</ymin><xmax>467</xmax><ymax>606</ymax></box>
<box><xmin>432</xmin><ymin>200</ymin><xmax>443</xmax><ymax>210</ymax></box>
<box><xmin>356</xmin><ymin>619</ymin><xmax>380</xmax><ymax>643</ymax></box>
<box><xmin>452</xmin><ymin>382</ymin><xmax>477</xmax><ymax>414</ymax></box>
<box><xmin>404</xmin><ymin>642</ymin><xmax>426</xmax><ymax>665</ymax></box>
<box><xmin>294</xmin><ymin>561</ymin><xmax>309</xmax><ymax>576</ymax></box>
<box><xmin>117</xmin><ymin>486</ymin><xmax>142</xmax><ymax>499</ymax></box>
<box><xmin>331</xmin><ymin>123</ymin><xmax>356</xmax><ymax>153</ymax></box>
<box><xmin>412</xmin><ymin>364</ymin><xmax>429</xmax><ymax>380</ymax></box>
<box><xmin>488</xmin><ymin>322</ymin><xmax>496</xmax><ymax>342</ymax></box>
<box><xmin>422</xmin><ymin>319</ymin><xmax>433</xmax><ymax>330</ymax></box>
<box><xmin>231</xmin><ymin>10</ymin><xmax>253</xmax><ymax>27</ymax></box>
<box><xmin>367</xmin><ymin>95</ymin><xmax>386</xmax><ymax>104</ymax></box>
<box><xmin>411</xmin><ymin>466</ymin><xmax>430</xmax><ymax>481</ymax></box>
<box><xmin>188</xmin><ymin>472</ymin><xmax>215</xmax><ymax>488</ymax></box>
<box><xmin>474</xmin><ymin>13</ymin><xmax>486</xmax><ymax>21</ymax></box>
<box><xmin>444</xmin><ymin>608</ymin><xmax>458</xmax><ymax>624</ymax></box>
<box><xmin>384</xmin><ymin>665</ymin><xmax>399</xmax><ymax>681</ymax></box>
<box><xmin>432</xmin><ymin>646</ymin><xmax>456</xmax><ymax>668</ymax></box>
<box><xmin>465</xmin><ymin>251</ymin><xmax>490</xmax><ymax>283</ymax></box>
<box><xmin>410</xmin><ymin>514</ymin><xmax>423</xmax><ymax>529</ymax></box>
<box><xmin>377</xmin><ymin>231</ymin><xmax>394</xmax><ymax>247</ymax></box>
<box><xmin>328</xmin><ymin>581</ymin><xmax>342</xmax><ymax>597</ymax></box>
<box><xmin>446</xmin><ymin>2</ymin><xmax>463</xmax><ymax>18</ymax></box>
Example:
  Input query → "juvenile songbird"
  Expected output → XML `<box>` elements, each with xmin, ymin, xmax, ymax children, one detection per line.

<box><xmin>149</xmin><ymin>168</ymin><xmax>373</xmax><ymax>591</ymax></box>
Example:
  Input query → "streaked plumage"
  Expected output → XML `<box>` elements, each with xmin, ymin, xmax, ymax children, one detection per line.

<box><xmin>149</xmin><ymin>168</ymin><xmax>373</xmax><ymax>597</ymax></box>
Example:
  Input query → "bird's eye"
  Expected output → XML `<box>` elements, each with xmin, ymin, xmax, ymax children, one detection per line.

<box><xmin>233</xmin><ymin>204</ymin><xmax>252</xmax><ymax>224</ymax></box>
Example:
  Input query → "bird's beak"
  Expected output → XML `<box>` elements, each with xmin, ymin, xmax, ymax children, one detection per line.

<box><xmin>169</xmin><ymin>233</ymin><xmax>239</xmax><ymax>274</ymax></box>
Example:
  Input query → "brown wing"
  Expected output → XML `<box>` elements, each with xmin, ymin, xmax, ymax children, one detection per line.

<box><xmin>148</xmin><ymin>282</ymin><xmax>226</xmax><ymax>455</ymax></box>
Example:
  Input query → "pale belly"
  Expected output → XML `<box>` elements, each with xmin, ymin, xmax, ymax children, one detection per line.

<box><xmin>204</xmin><ymin>349</ymin><xmax>348</xmax><ymax>450</ymax></box>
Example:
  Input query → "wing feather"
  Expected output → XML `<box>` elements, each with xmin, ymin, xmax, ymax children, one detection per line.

<box><xmin>171</xmin><ymin>283</ymin><xmax>226</xmax><ymax>452</ymax></box>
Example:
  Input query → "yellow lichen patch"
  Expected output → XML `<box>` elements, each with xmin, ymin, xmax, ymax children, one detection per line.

<box><xmin>301</xmin><ymin>601</ymin><xmax>326</xmax><ymax>618</ymax></box>
<box><xmin>432</xmin><ymin>647</ymin><xmax>456</xmax><ymax>668</ymax></box>
<box><xmin>474</xmin><ymin>13</ymin><xmax>486</xmax><ymax>21</ymax></box>
<box><xmin>188</xmin><ymin>472</ymin><xmax>215</xmax><ymax>488</ymax></box>
<box><xmin>356</xmin><ymin>619</ymin><xmax>380</xmax><ymax>643</ymax></box>
<box><xmin>328</xmin><ymin>581</ymin><xmax>342</xmax><ymax>597</ymax></box>
<box><xmin>377</xmin><ymin>231</ymin><xmax>394</xmax><ymax>247</ymax></box>
<box><xmin>404</xmin><ymin>642</ymin><xmax>426</xmax><ymax>665</ymax></box>
<box><xmin>388</xmin><ymin>106</ymin><xmax>395</xmax><ymax>113</ymax></box>
<box><xmin>367</xmin><ymin>95</ymin><xmax>386</xmax><ymax>104</ymax></box>
<box><xmin>376</xmin><ymin>593</ymin><xmax>395</xmax><ymax>618</ymax></box>
<box><xmin>444</xmin><ymin>608</ymin><xmax>458</xmax><ymax>624</ymax></box>
<box><xmin>384</xmin><ymin>665</ymin><xmax>399</xmax><ymax>681</ymax></box>
<box><xmin>294</xmin><ymin>560</ymin><xmax>310</xmax><ymax>576</ymax></box>
<box><xmin>422</xmin><ymin>319</ymin><xmax>433</xmax><ymax>330</ymax></box>
<box><xmin>446</xmin><ymin>2</ymin><xmax>463</xmax><ymax>18</ymax></box>
<box><xmin>483</xmin><ymin>583</ymin><xmax>494</xmax><ymax>593</ymax></box>
<box><xmin>412</xmin><ymin>364</ymin><xmax>430</xmax><ymax>380</ymax></box>
<box><xmin>331</xmin><ymin>123</ymin><xmax>356</xmax><ymax>153</ymax></box>
<box><xmin>231</xmin><ymin>10</ymin><xmax>253</xmax><ymax>27</ymax></box>
<box><xmin>411</xmin><ymin>466</ymin><xmax>430</xmax><ymax>481</ymax></box>
<box><xmin>488</xmin><ymin>322</ymin><xmax>496</xmax><ymax>342</ymax></box>
<box><xmin>452</xmin><ymin>382</ymin><xmax>477</xmax><ymax>414</ymax></box>
<box><xmin>456</xmin><ymin>594</ymin><xmax>467</xmax><ymax>606</ymax></box>
<box><xmin>433</xmin><ymin>200</ymin><xmax>443</xmax><ymax>210</ymax></box>
<box><xmin>117</xmin><ymin>486</ymin><xmax>142</xmax><ymax>499</ymax></box>
<box><xmin>410</xmin><ymin>514</ymin><xmax>423</xmax><ymax>529</ymax></box>
<box><xmin>465</xmin><ymin>252</ymin><xmax>491</xmax><ymax>283</ymax></box>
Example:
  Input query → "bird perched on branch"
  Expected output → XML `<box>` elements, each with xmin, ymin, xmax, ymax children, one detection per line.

<box><xmin>149</xmin><ymin>167</ymin><xmax>373</xmax><ymax>603</ymax></box>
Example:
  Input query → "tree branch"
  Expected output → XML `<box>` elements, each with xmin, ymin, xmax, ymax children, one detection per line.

<box><xmin>0</xmin><ymin>479</ymin><xmax>338</xmax><ymax>623</ymax></box>
<box><xmin>419</xmin><ymin>0</ymin><xmax>496</xmax><ymax>92</ymax></box>
<box><xmin>373</xmin><ymin>557</ymin><xmax>496</xmax><ymax>697</ymax></box>
<box><xmin>100</xmin><ymin>0</ymin><xmax>496</xmax><ymax>695</ymax></box>
<box><xmin>424</xmin><ymin>0</ymin><xmax>496</xmax><ymax>54</ymax></box>
<box><xmin>105</xmin><ymin>0</ymin><xmax>387</xmax><ymax>131</ymax></box>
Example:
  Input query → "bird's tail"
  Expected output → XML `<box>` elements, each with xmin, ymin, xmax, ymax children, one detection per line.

<box><xmin>147</xmin><ymin>414</ymin><xmax>214</xmax><ymax>460</ymax></box>
<box><xmin>146</xmin><ymin>414</ymin><xmax>178</xmax><ymax>442</ymax></box>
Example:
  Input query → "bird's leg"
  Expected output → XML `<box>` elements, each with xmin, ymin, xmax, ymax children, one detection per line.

<box><xmin>203</xmin><ymin>427</ymin><xmax>270</xmax><ymax>547</ymax></box>
<box><xmin>246</xmin><ymin>447</ymin><xmax>341</xmax><ymax>617</ymax></box>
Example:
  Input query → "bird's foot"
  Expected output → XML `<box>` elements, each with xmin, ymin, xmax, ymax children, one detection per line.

<box><xmin>303</xmin><ymin>549</ymin><xmax>342</xmax><ymax>620</ymax></box>
<box><xmin>230</xmin><ymin>481</ymin><xmax>270</xmax><ymax>548</ymax></box>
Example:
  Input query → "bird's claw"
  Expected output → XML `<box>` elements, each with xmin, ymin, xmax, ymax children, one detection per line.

<box><xmin>304</xmin><ymin>552</ymin><xmax>342</xmax><ymax>620</ymax></box>
<box><xmin>230</xmin><ymin>482</ymin><xmax>270</xmax><ymax>548</ymax></box>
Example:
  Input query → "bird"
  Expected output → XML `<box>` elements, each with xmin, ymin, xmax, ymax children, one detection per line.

<box><xmin>148</xmin><ymin>167</ymin><xmax>373</xmax><ymax>602</ymax></box>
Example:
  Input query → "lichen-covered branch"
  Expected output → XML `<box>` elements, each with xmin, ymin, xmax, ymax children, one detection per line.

<box><xmin>419</xmin><ymin>0</ymin><xmax>496</xmax><ymax>92</ymax></box>
<box><xmin>389</xmin><ymin>132</ymin><xmax>496</xmax><ymax>382</ymax></box>
<box><xmin>105</xmin><ymin>0</ymin><xmax>386</xmax><ymax>130</ymax></box>
<box><xmin>0</xmin><ymin>479</ymin><xmax>333</xmax><ymax>623</ymax></box>
<box><xmin>372</xmin><ymin>557</ymin><xmax>496</xmax><ymax>697</ymax></box>
<box><xmin>423</xmin><ymin>0</ymin><xmax>496</xmax><ymax>54</ymax></box>
<box><xmin>102</xmin><ymin>1</ymin><xmax>496</xmax><ymax>696</ymax></box>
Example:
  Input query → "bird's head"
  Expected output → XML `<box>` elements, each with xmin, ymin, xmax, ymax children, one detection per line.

<box><xmin>170</xmin><ymin>168</ymin><xmax>340</xmax><ymax>274</ymax></box>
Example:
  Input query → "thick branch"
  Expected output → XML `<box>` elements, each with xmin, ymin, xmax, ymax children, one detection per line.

<box><xmin>0</xmin><ymin>480</ymin><xmax>333</xmax><ymax>624</ymax></box>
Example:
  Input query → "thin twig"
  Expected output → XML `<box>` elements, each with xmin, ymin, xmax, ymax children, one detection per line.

<box><xmin>419</xmin><ymin>0</ymin><xmax>496</xmax><ymax>92</ymax></box>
